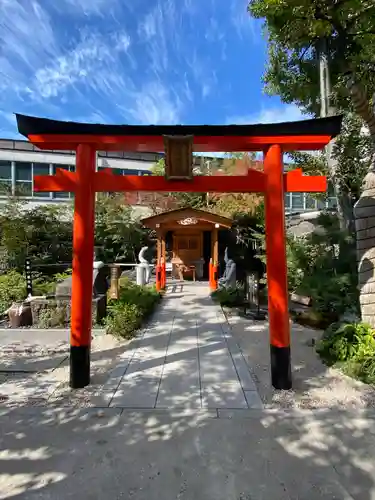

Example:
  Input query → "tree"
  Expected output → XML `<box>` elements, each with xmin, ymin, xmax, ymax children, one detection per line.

<box><xmin>150</xmin><ymin>154</ymin><xmax>265</xmax><ymax>217</ymax></box>
<box><xmin>0</xmin><ymin>198</ymin><xmax>73</xmax><ymax>270</ymax></box>
<box><xmin>150</xmin><ymin>158</ymin><xmax>210</xmax><ymax>210</ymax></box>
<box><xmin>210</xmin><ymin>154</ymin><xmax>264</xmax><ymax>217</ymax></box>
<box><xmin>95</xmin><ymin>194</ymin><xmax>149</xmax><ymax>263</ymax></box>
<box><xmin>248</xmin><ymin>0</ymin><xmax>375</xmax><ymax>326</ymax></box>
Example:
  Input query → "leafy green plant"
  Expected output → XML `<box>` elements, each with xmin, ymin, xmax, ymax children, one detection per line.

<box><xmin>32</xmin><ymin>269</ymin><xmax>72</xmax><ymax>296</ymax></box>
<box><xmin>317</xmin><ymin>322</ymin><xmax>375</xmax><ymax>364</ymax></box>
<box><xmin>105</xmin><ymin>279</ymin><xmax>161</xmax><ymax>339</ymax></box>
<box><xmin>37</xmin><ymin>305</ymin><xmax>69</xmax><ymax>328</ymax></box>
<box><xmin>286</xmin><ymin>213</ymin><xmax>359</xmax><ymax>322</ymax></box>
<box><xmin>0</xmin><ymin>270</ymin><xmax>26</xmax><ymax>313</ymax></box>
<box><xmin>211</xmin><ymin>286</ymin><xmax>244</xmax><ymax>307</ymax></box>
<box><xmin>105</xmin><ymin>303</ymin><xmax>141</xmax><ymax>339</ymax></box>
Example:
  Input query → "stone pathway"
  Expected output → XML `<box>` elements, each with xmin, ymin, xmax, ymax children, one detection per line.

<box><xmin>93</xmin><ymin>282</ymin><xmax>263</xmax><ymax>410</ymax></box>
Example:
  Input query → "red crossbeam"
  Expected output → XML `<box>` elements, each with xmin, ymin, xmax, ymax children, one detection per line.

<box><xmin>28</xmin><ymin>134</ymin><xmax>333</xmax><ymax>153</ymax></box>
<box><xmin>34</xmin><ymin>168</ymin><xmax>326</xmax><ymax>194</ymax></box>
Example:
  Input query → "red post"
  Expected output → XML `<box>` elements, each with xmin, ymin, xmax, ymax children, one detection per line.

<box><xmin>161</xmin><ymin>260</ymin><xmax>166</xmax><ymax>289</ymax></box>
<box><xmin>212</xmin><ymin>262</ymin><xmax>218</xmax><ymax>290</ymax></box>
<box><xmin>156</xmin><ymin>264</ymin><xmax>161</xmax><ymax>291</ymax></box>
<box><xmin>264</xmin><ymin>144</ymin><xmax>292</xmax><ymax>389</ymax></box>
<box><xmin>209</xmin><ymin>258</ymin><xmax>213</xmax><ymax>289</ymax></box>
<box><xmin>70</xmin><ymin>144</ymin><xmax>96</xmax><ymax>389</ymax></box>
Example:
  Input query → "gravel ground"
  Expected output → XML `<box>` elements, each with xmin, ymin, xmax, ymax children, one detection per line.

<box><xmin>225</xmin><ymin>309</ymin><xmax>375</xmax><ymax>409</ymax></box>
<box><xmin>0</xmin><ymin>334</ymin><xmax>129</xmax><ymax>408</ymax></box>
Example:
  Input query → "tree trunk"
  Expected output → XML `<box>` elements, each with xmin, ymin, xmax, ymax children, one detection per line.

<box><xmin>318</xmin><ymin>41</ymin><xmax>355</xmax><ymax>233</ymax></box>
<box><xmin>346</xmin><ymin>78</ymin><xmax>375</xmax><ymax>326</ymax></box>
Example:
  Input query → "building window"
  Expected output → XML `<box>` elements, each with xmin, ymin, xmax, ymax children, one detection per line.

<box><xmin>291</xmin><ymin>193</ymin><xmax>304</xmax><ymax>211</ymax></box>
<box><xmin>0</xmin><ymin>160</ymin><xmax>12</xmax><ymax>195</ymax></box>
<box><xmin>33</xmin><ymin>163</ymin><xmax>50</xmax><ymax>198</ymax></box>
<box><xmin>327</xmin><ymin>196</ymin><xmax>337</xmax><ymax>209</ymax></box>
<box><xmin>305</xmin><ymin>194</ymin><xmax>317</xmax><ymax>210</ymax></box>
<box><xmin>15</xmin><ymin>162</ymin><xmax>32</xmax><ymax>196</ymax></box>
<box><xmin>52</xmin><ymin>165</ymin><xmax>75</xmax><ymax>199</ymax></box>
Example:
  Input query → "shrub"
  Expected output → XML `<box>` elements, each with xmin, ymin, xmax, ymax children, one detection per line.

<box><xmin>211</xmin><ymin>286</ymin><xmax>244</xmax><ymax>307</ymax></box>
<box><xmin>37</xmin><ymin>305</ymin><xmax>69</xmax><ymax>328</ymax></box>
<box><xmin>317</xmin><ymin>322</ymin><xmax>375</xmax><ymax>364</ymax></box>
<box><xmin>32</xmin><ymin>269</ymin><xmax>72</xmax><ymax>296</ymax></box>
<box><xmin>0</xmin><ymin>270</ymin><xmax>26</xmax><ymax>314</ymax></box>
<box><xmin>105</xmin><ymin>279</ymin><xmax>161</xmax><ymax>339</ymax></box>
<box><xmin>286</xmin><ymin>213</ymin><xmax>359</xmax><ymax>322</ymax></box>
<box><xmin>117</xmin><ymin>278</ymin><xmax>160</xmax><ymax>316</ymax></box>
<box><xmin>105</xmin><ymin>303</ymin><xmax>141</xmax><ymax>339</ymax></box>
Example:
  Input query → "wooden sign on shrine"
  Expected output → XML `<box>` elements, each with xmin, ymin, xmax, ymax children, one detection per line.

<box><xmin>15</xmin><ymin>113</ymin><xmax>342</xmax><ymax>391</ymax></box>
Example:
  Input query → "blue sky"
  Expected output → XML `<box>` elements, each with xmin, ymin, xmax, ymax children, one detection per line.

<box><xmin>0</xmin><ymin>0</ymin><xmax>303</xmax><ymax>139</ymax></box>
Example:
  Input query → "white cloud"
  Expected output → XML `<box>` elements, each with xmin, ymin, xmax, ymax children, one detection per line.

<box><xmin>31</xmin><ymin>31</ymin><xmax>131</xmax><ymax>100</ymax></box>
<box><xmin>138</xmin><ymin>11</ymin><xmax>158</xmax><ymax>40</ymax></box>
<box><xmin>53</xmin><ymin>0</ymin><xmax>122</xmax><ymax>17</ymax></box>
<box><xmin>0</xmin><ymin>1</ymin><xmax>58</xmax><ymax>91</ymax></box>
<box><xmin>231</xmin><ymin>0</ymin><xmax>258</xmax><ymax>41</ymax></box>
<box><xmin>227</xmin><ymin>104</ymin><xmax>308</xmax><ymax>125</ymax></box>
<box><xmin>126</xmin><ymin>82</ymin><xmax>182</xmax><ymax>125</ymax></box>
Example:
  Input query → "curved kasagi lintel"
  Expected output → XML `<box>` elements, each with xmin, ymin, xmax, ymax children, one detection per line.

<box><xmin>25</xmin><ymin>135</ymin><xmax>335</xmax><ymax>153</ymax></box>
<box><xmin>15</xmin><ymin>113</ymin><xmax>343</xmax><ymax>151</ymax></box>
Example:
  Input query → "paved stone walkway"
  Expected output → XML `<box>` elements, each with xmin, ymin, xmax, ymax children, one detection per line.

<box><xmin>94</xmin><ymin>282</ymin><xmax>263</xmax><ymax>410</ymax></box>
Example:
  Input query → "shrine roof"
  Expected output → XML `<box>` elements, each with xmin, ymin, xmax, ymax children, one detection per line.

<box><xmin>141</xmin><ymin>208</ymin><xmax>233</xmax><ymax>229</ymax></box>
<box><xmin>16</xmin><ymin>113</ymin><xmax>342</xmax><ymax>139</ymax></box>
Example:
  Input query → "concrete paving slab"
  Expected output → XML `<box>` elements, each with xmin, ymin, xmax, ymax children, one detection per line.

<box><xmin>156</xmin><ymin>357</ymin><xmax>201</xmax><ymax>408</ymax></box>
<box><xmin>0</xmin><ymin>407</ymin><xmax>370</xmax><ymax>499</ymax></box>
<box><xmin>244</xmin><ymin>390</ymin><xmax>264</xmax><ymax>409</ymax></box>
<box><xmin>229</xmin><ymin>348</ymin><xmax>258</xmax><ymax>391</ymax></box>
<box><xmin>98</xmin><ymin>283</ymin><xmax>259</xmax><ymax>411</ymax></box>
<box><xmin>110</xmin><ymin>366</ymin><xmax>164</xmax><ymax>408</ymax></box>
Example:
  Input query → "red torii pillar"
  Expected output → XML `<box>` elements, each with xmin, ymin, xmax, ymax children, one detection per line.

<box><xmin>69</xmin><ymin>144</ymin><xmax>96</xmax><ymax>388</ymax></box>
<box><xmin>264</xmin><ymin>145</ymin><xmax>291</xmax><ymax>389</ymax></box>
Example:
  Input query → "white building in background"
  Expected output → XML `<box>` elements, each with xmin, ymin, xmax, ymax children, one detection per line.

<box><xmin>0</xmin><ymin>138</ymin><xmax>158</xmax><ymax>209</ymax></box>
<box><xmin>0</xmin><ymin>138</ymin><xmax>336</xmax><ymax>215</ymax></box>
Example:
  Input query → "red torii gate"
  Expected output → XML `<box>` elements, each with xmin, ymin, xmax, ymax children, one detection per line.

<box><xmin>15</xmin><ymin>114</ymin><xmax>342</xmax><ymax>391</ymax></box>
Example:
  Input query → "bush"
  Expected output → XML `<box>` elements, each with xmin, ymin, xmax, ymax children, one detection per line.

<box><xmin>32</xmin><ymin>269</ymin><xmax>72</xmax><ymax>296</ymax></box>
<box><xmin>105</xmin><ymin>303</ymin><xmax>141</xmax><ymax>339</ymax></box>
<box><xmin>287</xmin><ymin>213</ymin><xmax>359</xmax><ymax>322</ymax></box>
<box><xmin>105</xmin><ymin>279</ymin><xmax>161</xmax><ymax>339</ymax></box>
<box><xmin>211</xmin><ymin>286</ymin><xmax>244</xmax><ymax>307</ymax></box>
<box><xmin>118</xmin><ymin>278</ymin><xmax>160</xmax><ymax>316</ymax></box>
<box><xmin>317</xmin><ymin>322</ymin><xmax>375</xmax><ymax>364</ymax></box>
<box><xmin>316</xmin><ymin>321</ymin><xmax>375</xmax><ymax>385</ymax></box>
<box><xmin>37</xmin><ymin>305</ymin><xmax>69</xmax><ymax>328</ymax></box>
<box><xmin>0</xmin><ymin>270</ymin><xmax>26</xmax><ymax>313</ymax></box>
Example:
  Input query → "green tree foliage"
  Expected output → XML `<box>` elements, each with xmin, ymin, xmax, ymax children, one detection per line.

<box><xmin>150</xmin><ymin>158</ymin><xmax>210</xmax><ymax>210</ymax></box>
<box><xmin>248</xmin><ymin>0</ymin><xmax>375</xmax><ymax>110</ymax></box>
<box><xmin>248</xmin><ymin>0</ymin><xmax>375</xmax><ymax>229</ymax></box>
<box><xmin>0</xmin><ymin>195</ymin><xmax>150</xmax><ymax>272</ymax></box>
<box><xmin>287</xmin><ymin>213</ymin><xmax>359</xmax><ymax>320</ymax></box>
<box><xmin>151</xmin><ymin>155</ymin><xmax>264</xmax><ymax>216</ymax></box>
<box><xmin>0</xmin><ymin>198</ymin><xmax>73</xmax><ymax>270</ymax></box>
<box><xmin>95</xmin><ymin>194</ymin><xmax>149</xmax><ymax>263</ymax></box>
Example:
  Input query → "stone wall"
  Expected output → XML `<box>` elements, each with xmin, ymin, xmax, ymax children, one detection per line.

<box><xmin>30</xmin><ymin>296</ymin><xmax>107</xmax><ymax>328</ymax></box>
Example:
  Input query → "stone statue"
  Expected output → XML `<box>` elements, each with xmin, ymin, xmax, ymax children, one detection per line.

<box><xmin>138</xmin><ymin>246</ymin><xmax>151</xmax><ymax>284</ymax></box>
<box><xmin>218</xmin><ymin>247</ymin><xmax>236</xmax><ymax>289</ymax></box>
